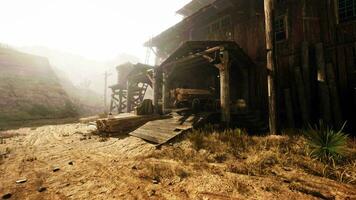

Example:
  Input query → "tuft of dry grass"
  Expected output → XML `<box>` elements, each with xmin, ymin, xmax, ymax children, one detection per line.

<box><xmin>136</xmin><ymin>162</ymin><xmax>190</xmax><ymax>183</ymax></box>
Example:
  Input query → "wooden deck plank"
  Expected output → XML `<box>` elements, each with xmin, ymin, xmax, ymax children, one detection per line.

<box><xmin>129</xmin><ymin>112</ymin><xmax>213</xmax><ymax>144</ymax></box>
<box><xmin>129</xmin><ymin>116</ymin><xmax>193</xmax><ymax>144</ymax></box>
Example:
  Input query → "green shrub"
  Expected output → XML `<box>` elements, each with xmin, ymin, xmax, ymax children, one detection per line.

<box><xmin>304</xmin><ymin>120</ymin><xmax>348</xmax><ymax>163</ymax></box>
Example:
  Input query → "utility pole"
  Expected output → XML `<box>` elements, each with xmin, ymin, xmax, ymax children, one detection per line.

<box><xmin>264</xmin><ymin>0</ymin><xmax>277</xmax><ymax>134</ymax></box>
<box><xmin>104</xmin><ymin>71</ymin><xmax>112</xmax><ymax>114</ymax></box>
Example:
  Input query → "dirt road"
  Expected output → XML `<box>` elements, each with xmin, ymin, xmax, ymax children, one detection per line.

<box><xmin>0</xmin><ymin>123</ymin><xmax>156</xmax><ymax>199</ymax></box>
<box><xmin>0</xmin><ymin>123</ymin><xmax>355</xmax><ymax>200</ymax></box>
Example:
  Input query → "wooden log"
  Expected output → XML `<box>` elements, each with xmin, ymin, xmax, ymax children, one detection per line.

<box><xmin>295</xmin><ymin>67</ymin><xmax>309</xmax><ymax>126</ymax></box>
<box><xmin>326</xmin><ymin>63</ymin><xmax>342</xmax><ymax>127</ymax></box>
<box><xmin>264</xmin><ymin>0</ymin><xmax>278</xmax><ymax>134</ymax></box>
<box><xmin>284</xmin><ymin>89</ymin><xmax>295</xmax><ymax>128</ymax></box>
<box><xmin>315</xmin><ymin>43</ymin><xmax>326</xmax><ymax>82</ymax></box>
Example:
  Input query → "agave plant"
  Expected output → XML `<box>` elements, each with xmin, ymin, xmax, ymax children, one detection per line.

<box><xmin>304</xmin><ymin>121</ymin><xmax>348</xmax><ymax>163</ymax></box>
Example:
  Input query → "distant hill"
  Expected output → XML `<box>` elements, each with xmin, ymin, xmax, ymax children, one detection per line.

<box><xmin>0</xmin><ymin>46</ymin><xmax>77</xmax><ymax>123</ymax></box>
<box><xmin>20</xmin><ymin>46</ymin><xmax>140</xmax><ymax>95</ymax></box>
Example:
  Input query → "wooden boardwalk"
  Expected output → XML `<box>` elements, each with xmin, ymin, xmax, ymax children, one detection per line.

<box><xmin>129</xmin><ymin>112</ymin><xmax>211</xmax><ymax>144</ymax></box>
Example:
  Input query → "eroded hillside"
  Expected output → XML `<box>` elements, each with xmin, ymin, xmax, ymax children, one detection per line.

<box><xmin>0</xmin><ymin>47</ymin><xmax>76</xmax><ymax>124</ymax></box>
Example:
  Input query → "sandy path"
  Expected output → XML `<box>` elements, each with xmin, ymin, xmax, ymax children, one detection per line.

<box><xmin>0</xmin><ymin>123</ymin><xmax>155</xmax><ymax>199</ymax></box>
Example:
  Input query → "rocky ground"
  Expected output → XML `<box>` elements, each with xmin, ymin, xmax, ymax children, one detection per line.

<box><xmin>0</xmin><ymin>122</ymin><xmax>355</xmax><ymax>200</ymax></box>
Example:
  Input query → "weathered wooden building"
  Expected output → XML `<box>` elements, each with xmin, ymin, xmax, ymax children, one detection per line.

<box><xmin>146</xmin><ymin>0</ymin><xmax>356</xmax><ymax>132</ymax></box>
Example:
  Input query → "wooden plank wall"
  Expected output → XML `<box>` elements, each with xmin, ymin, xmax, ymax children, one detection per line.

<box><xmin>273</xmin><ymin>0</ymin><xmax>356</xmax><ymax>130</ymax></box>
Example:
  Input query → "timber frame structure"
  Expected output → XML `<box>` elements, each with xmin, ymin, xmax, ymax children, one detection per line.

<box><xmin>109</xmin><ymin>63</ymin><xmax>154</xmax><ymax>114</ymax></box>
<box><xmin>146</xmin><ymin>0</ymin><xmax>356</xmax><ymax>133</ymax></box>
<box><xmin>153</xmin><ymin>41</ymin><xmax>268</xmax><ymax>130</ymax></box>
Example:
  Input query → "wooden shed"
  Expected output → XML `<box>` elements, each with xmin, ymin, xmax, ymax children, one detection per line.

<box><xmin>153</xmin><ymin>41</ymin><xmax>268</xmax><ymax>131</ymax></box>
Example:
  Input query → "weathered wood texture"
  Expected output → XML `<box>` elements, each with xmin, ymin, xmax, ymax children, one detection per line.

<box><xmin>96</xmin><ymin>113</ymin><xmax>163</xmax><ymax>133</ymax></box>
<box><xmin>130</xmin><ymin>112</ymin><xmax>211</xmax><ymax>144</ymax></box>
<box><xmin>264</xmin><ymin>0</ymin><xmax>277</xmax><ymax>133</ymax></box>
<box><xmin>151</xmin><ymin>0</ymin><xmax>356</xmax><ymax>131</ymax></box>
<box><xmin>219</xmin><ymin>50</ymin><xmax>231</xmax><ymax>125</ymax></box>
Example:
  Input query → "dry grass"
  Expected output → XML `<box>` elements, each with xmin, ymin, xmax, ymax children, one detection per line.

<box><xmin>146</xmin><ymin>127</ymin><xmax>356</xmax><ymax>185</ymax></box>
<box><xmin>136</xmin><ymin>162</ymin><xmax>190</xmax><ymax>183</ymax></box>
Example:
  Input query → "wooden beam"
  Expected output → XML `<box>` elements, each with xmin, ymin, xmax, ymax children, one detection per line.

<box><xmin>162</xmin><ymin>72</ymin><xmax>168</xmax><ymax>114</ymax></box>
<box><xmin>218</xmin><ymin>49</ymin><xmax>231</xmax><ymax>125</ymax></box>
<box><xmin>301</xmin><ymin>41</ymin><xmax>311</xmax><ymax>118</ymax></box>
<box><xmin>161</xmin><ymin>46</ymin><xmax>222</xmax><ymax>70</ymax></box>
<box><xmin>153</xmin><ymin>69</ymin><xmax>160</xmax><ymax>114</ymax></box>
<box><xmin>315</xmin><ymin>43</ymin><xmax>326</xmax><ymax>82</ymax></box>
<box><xmin>264</xmin><ymin>0</ymin><xmax>277</xmax><ymax>134</ymax></box>
<box><xmin>295</xmin><ymin>67</ymin><xmax>309</xmax><ymax>125</ymax></box>
<box><xmin>126</xmin><ymin>81</ymin><xmax>132</xmax><ymax>113</ymax></box>
<box><xmin>284</xmin><ymin>89</ymin><xmax>295</xmax><ymax>128</ymax></box>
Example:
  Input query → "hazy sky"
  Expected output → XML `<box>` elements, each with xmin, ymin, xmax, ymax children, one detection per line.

<box><xmin>0</xmin><ymin>0</ymin><xmax>190</xmax><ymax>62</ymax></box>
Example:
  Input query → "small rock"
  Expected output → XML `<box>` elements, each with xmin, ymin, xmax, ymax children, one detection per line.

<box><xmin>37</xmin><ymin>186</ymin><xmax>47</xmax><ymax>192</ymax></box>
<box><xmin>2</xmin><ymin>193</ymin><xmax>12</xmax><ymax>199</ymax></box>
<box><xmin>16</xmin><ymin>179</ymin><xmax>27</xmax><ymax>184</ymax></box>
<box><xmin>68</xmin><ymin>161</ymin><xmax>73</xmax><ymax>165</ymax></box>
<box><xmin>131</xmin><ymin>165</ymin><xmax>137</xmax><ymax>170</ymax></box>
<box><xmin>148</xmin><ymin>189</ymin><xmax>156</xmax><ymax>196</ymax></box>
<box><xmin>283</xmin><ymin>167</ymin><xmax>292</xmax><ymax>171</ymax></box>
<box><xmin>283</xmin><ymin>179</ymin><xmax>292</xmax><ymax>183</ymax></box>
<box><xmin>52</xmin><ymin>167</ymin><xmax>60</xmax><ymax>172</ymax></box>
<box><xmin>152</xmin><ymin>179</ymin><xmax>159</xmax><ymax>184</ymax></box>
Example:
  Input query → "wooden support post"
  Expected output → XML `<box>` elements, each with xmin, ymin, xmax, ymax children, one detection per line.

<box><xmin>219</xmin><ymin>49</ymin><xmax>231</xmax><ymax>125</ymax></box>
<box><xmin>316</xmin><ymin>43</ymin><xmax>332</xmax><ymax>124</ymax></box>
<box><xmin>264</xmin><ymin>0</ymin><xmax>277</xmax><ymax>134</ymax></box>
<box><xmin>162</xmin><ymin>72</ymin><xmax>168</xmax><ymax>114</ymax></box>
<box><xmin>326</xmin><ymin>63</ymin><xmax>342</xmax><ymax>127</ymax></box>
<box><xmin>295</xmin><ymin>67</ymin><xmax>309</xmax><ymax>126</ymax></box>
<box><xmin>126</xmin><ymin>81</ymin><xmax>132</xmax><ymax>113</ymax></box>
<box><xmin>153</xmin><ymin>69</ymin><xmax>160</xmax><ymax>114</ymax></box>
<box><xmin>315</xmin><ymin>43</ymin><xmax>326</xmax><ymax>82</ymax></box>
<box><xmin>301</xmin><ymin>41</ymin><xmax>311</xmax><ymax>117</ymax></box>
<box><xmin>319</xmin><ymin>82</ymin><xmax>332</xmax><ymax>124</ymax></box>
<box><xmin>118</xmin><ymin>89</ymin><xmax>123</xmax><ymax>113</ymax></box>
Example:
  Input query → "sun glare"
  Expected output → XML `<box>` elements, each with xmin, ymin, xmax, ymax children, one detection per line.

<box><xmin>0</xmin><ymin>0</ymin><xmax>190</xmax><ymax>62</ymax></box>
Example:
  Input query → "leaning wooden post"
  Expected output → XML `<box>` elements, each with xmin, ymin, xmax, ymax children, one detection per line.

<box><xmin>219</xmin><ymin>48</ymin><xmax>231</xmax><ymax>125</ymax></box>
<box><xmin>264</xmin><ymin>0</ymin><xmax>277</xmax><ymax>134</ymax></box>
